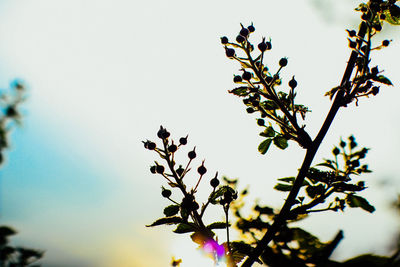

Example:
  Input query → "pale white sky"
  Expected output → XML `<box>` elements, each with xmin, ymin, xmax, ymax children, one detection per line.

<box><xmin>0</xmin><ymin>0</ymin><xmax>399</xmax><ymax>266</ymax></box>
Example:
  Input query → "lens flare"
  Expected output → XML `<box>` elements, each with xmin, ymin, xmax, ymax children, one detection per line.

<box><xmin>200</xmin><ymin>238</ymin><xmax>227</xmax><ymax>266</ymax></box>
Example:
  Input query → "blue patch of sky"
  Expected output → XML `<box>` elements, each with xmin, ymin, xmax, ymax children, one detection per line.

<box><xmin>0</xmin><ymin>115</ymin><xmax>115</xmax><ymax>221</ymax></box>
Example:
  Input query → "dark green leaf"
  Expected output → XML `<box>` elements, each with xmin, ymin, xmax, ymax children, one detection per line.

<box><xmin>383</xmin><ymin>4</ymin><xmax>400</xmax><ymax>25</ymax></box>
<box><xmin>273</xmin><ymin>136</ymin><xmax>288</xmax><ymax>150</ymax></box>
<box><xmin>274</xmin><ymin>183</ymin><xmax>292</xmax><ymax>192</ymax></box>
<box><xmin>316</xmin><ymin>162</ymin><xmax>336</xmax><ymax>171</ymax></box>
<box><xmin>163</xmin><ymin>205</ymin><xmax>180</xmax><ymax>217</ymax></box>
<box><xmin>306</xmin><ymin>184</ymin><xmax>325</xmax><ymax>199</ymax></box>
<box><xmin>146</xmin><ymin>216</ymin><xmax>182</xmax><ymax>227</ymax></box>
<box><xmin>207</xmin><ymin>222</ymin><xmax>228</xmax><ymax>230</ymax></box>
<box><xmin>346</xmin><ymin>194</ymin><xmax>375</xmax><ymax>213</ymax></box>
<box><xmin>229</xmin><ymin>87</ymin><xmax>249</xmax><ymax>96</ymax></box>
<box><xmin>292</xmin><ymin>227</ymin><xmax>324</xmax><ymax>254</ymax></box>
<box><xmin>210</xmin><ymin>185</ymin><xmax>235</xmax><ymax>204</ymax></box>
<box><xmin>180</xmin><ymin>207</ymin><xmax>189</xmax><ymax>220</ymax></box>
<box><xmin>254</xmin><ymin>205</ymin><xmax>274</xmax><ymax>215</ymax></box>
<box><xmin>230</xmin><ymin>241</ymin><xmax>255</xmax><ymax>264</ymax></box>
<box><xmin>333</xmin><ymin>182</ymin><xmax>364</xmax><ymax>192</ymax></box>
<box><xmin>261</xmin><ymin>100</ymin><xmax>278</xmax><ymax>110</ymax></box>
<box><xmin>259</xmin><ymin>126</ymin><xmax>275</xmax><ymax>138</ymax></box>
<box><xmin>325</xmin><ymin>86</ymin><xmax>340</xmax><ymax>100</ymax></box>
<box><xmin>372</xmin><ymin>75</ymin><xmax>393</xmax><ymax>85</ymax></box>
<box><xmin>277</xmin><ymin>177</ymin><xmax>295</xmax><ymax>183</ymax></box>
<box><xmin>173</xmin><ymin>223</ymin><xmax>197</xmax><ymax>234</ymax></box>
<box><xmin>355</xmin><ymin>3</ymin><xmax>368</xmax><ymax>11</ymax></box>
<box><xmin>258</xmin><ymin>138</ymin><xmax>272</xmax><ymax>155</ymax></box>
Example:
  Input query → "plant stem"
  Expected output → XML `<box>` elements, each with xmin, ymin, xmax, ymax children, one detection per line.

<box><xmin>241</xmin><ymin>21</ymin><xmax>367</xmax><ymax>267</ymax></box>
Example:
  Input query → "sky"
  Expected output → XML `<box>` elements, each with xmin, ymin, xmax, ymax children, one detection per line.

<box><xmin>0</xmin><ymin>0</ymin><xmax>399</xmax><ymax>266</ymax></box>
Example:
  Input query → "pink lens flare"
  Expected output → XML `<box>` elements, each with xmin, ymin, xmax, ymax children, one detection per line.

<box><xmin>202</xmin><ymin>239</ymin><xmax>226</xmax><ymax>259</ymax></box>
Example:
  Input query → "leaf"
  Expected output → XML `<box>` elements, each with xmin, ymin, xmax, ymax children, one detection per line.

<box><xmin>273</xmin><ymin>136</ymin><xmax>288</xmax><ymax>150</ymax></box>
<box><xmin>191</xmin><ymin>232</ymin><xmax>208</xmax><ymax>245</ymax></box>
<box><xmin>0</xmin><ymin>226</ymin><xmax>17</xmax><ymax>237</ymax></box>
<box><xmin>372</xmin><ymin>75</ymin><xmax>393</xmax><ymax>86</ymax></box>
<box><xmin>261</xmin><ymin>100</ymin><xmax>278</xmax><ymax>110</ymax></box>
<box><xmin>333</xmin><ymin>182</ymin><xmax>364</xmax><ymax>192</ymax></box>
<box><xmin>230</xmin><ymin>241</ymin><xmax>255</xmax><ymax>264</ymax></box>
<box><xmin>173</xmin><ymin>223</ymin><xmax>197</xmax><ymax>234</ymax></box>
<box><xmin>344</xmin><ymin>254</ymin><xmax>390</xmax><ymax>265</ymax></box>
<box><xmin>325</xmin><ymin>86</ymin><xmax>340</xmax><ymax>100</ymax></box>
<box><xmin>277</xmin><ymin>177</ymin><xmax>295</xmax><ymax>183</ymax></box>
<box><xmin>259</xmin><ymin>126</ymin><xmax>275</xmax><ymax>138</ymax></box>
<box><xmin>316</xmin><ymin>162</ymin><xmax>336</xmax><ymax>170</ymax></box>
<box><xmin>292</xmin><ymin>227</ymin><xmax>324</xmax><ymax>254</ymax></box>
<box><xmin>16</xmin><ymin>248</ymin><xmax>43</xmax><ymax>259</ymax></box>
<box><xmin>254</xmin><ymin>205</ymin><xmax>274</xmax><ymax>215</ymax></box>
<box><xmin>180</xmin><ymin>207</ymin><xmax>189</xmax><ymax>220</ymax></box>
<box><xmin>163</xmin><ymin>205</ymin><xmax>180</xmax><ymax>217</ymax></box>
<box><xmin>274</xmin><ymin>183</ymin><xmax>292</xmax><ymax>192</ymax></box>
<box><xmin>168</xmin><ymin>182</ymin><xmax>179</xmax><ymax>188</ymax></box>
<box><xmin>258</xmin><ymin>138</ymin><xmax>272</xmax><ymax>154</ymax></box>
<box><xmin>207</xmin><ymin>222</ymin><xmax>228</xmax><ymax>230</ymax></box>
<box><xmin>229</xmin><ymin>86</ymin><xmax>249</xmax><ymax>96</ymax></box>
<box><xmin>346</xmin><ymin>194</ymin><xmax>375</xmax><ymax>213</ymax></box>
<box><xmin>355</xmin><ymin>3</ymin><xmax>368</xmax><ymax>11</ymax></box>
<box><xmin>240</xmin><ymin>61</ymin><xmax>252</xmax><ymax>69</ymax></box>
<box><xmin>209</xmin><ymin>185</ymin><xmax>235</xmax><ymax>204</ymax></box>
<box><xmin>146</xmin><ymin>216</ymin><xmax>182</xmax><ymax>227</ymax></box>
<box><xmin>383</xmin><ymin>4</ymin><xmax>400</xmax><ymax>25</ymax></box>
<box><xmin>306</xmin><ymin>184</ymin><xmax>325</xmax><ymax>199</ymax></box>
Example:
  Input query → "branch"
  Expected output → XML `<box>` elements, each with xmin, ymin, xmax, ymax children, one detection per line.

<box><xmin>241</xmin><ymin>21</ymin><xmax>368</xmax><ymax>267</ymax></box>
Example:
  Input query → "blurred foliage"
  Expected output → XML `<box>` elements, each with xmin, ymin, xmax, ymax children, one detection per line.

<box><xmin>0</xmin><ymin>81</ymin><xmax>44</xmax><ymax>266</ymax></box>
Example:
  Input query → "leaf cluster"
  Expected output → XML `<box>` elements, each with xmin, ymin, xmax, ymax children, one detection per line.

<box><xmin>275</xmin><ymin>136</ymin><xmax>375</xmax><ymax>216</ymax></box>
<box><xmin>0</xmin><ymin>80</ymin><xmax>26</xmax><ymax>165</ymax></box>
<box><xmin>0</xmin><ymin>226</ymin><xmax>43</xmax><ymax>267</ymax></box>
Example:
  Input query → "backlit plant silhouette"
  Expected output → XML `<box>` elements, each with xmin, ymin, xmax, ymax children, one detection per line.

<box><xmin>144</xmin><ymin>1</ymin><xmax>400</xmax><ymax>266</ymax></box>
<box><xmin>0</xmin><ymin>81</ymin><xmax>44</xmax><ymax>267</ymax></box>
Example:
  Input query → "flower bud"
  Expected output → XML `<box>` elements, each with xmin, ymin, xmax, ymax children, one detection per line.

<box><xmin>248</xmin><ymin>23</ymin><xmax>255</xmax><ymax>33</ymax></box>
<box><xmin>225</xmin><ymin>47</ymin><xmax>235</xmax><ymax>58</ymax></box>
<box><xmin>236</xmin><ymin>35</ymin><xmax>245</xmax><ymax>43</ymax></box>
<box><xmin>279</xmin><ymin>58</ymin><xmax>288</xmax><ymax>67</ymax></box>
<box><xmin>288</xmin><ymin>76</ymin><xmax>297</xmax><ymax>89</ymax></box>
<box><xmin>197</xmin><ymin>162</ymin><xmax>207</xmax><ymax>175</ymax></box>
<box><xmin>188</xmin><ymin>148</ymin><xmax>196</xmax><ymax>160</ymax></box>
<box><xmin>233</xmin><ymin>75</ymin><xmax>242</xmax><ymax>83</ymax></box>
<box><xmin>239</xmin><ymin>27</ymin><xmax>249</xmax><ymax>38</ymax></box>
<box><xmin>162</xmin><ymin>188</ymin><xmax>172</xmax><ymax>198</ymax></box>
<box><xmin>179</xmin><ymin>136</ymin><xmax>188</xmax><ymax>145</ymax></box>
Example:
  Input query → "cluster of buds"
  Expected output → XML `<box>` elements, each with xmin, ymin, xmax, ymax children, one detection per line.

<box><xmin>144</xmin><ymin>126</ymin><xmax>240</xmax><ymax>216</ymax></box>
<box><xmin>325</xmin><ymin>3</ymin><xmax>395</xmax><ymax>105</ymax></box>
<box><xmin>221</xmin><ymin>23</ymin><xmax>313</xmax><ymax>151</ymax></box>
<box><xmin>145</xmin><ymin>126</ymin><xmax>240</xmax><ymax>265</ymax></box>
<box><xmin>144</xmin><ymin>126</ymin><xmax>216</xmax><ymax>198</ymax></box>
